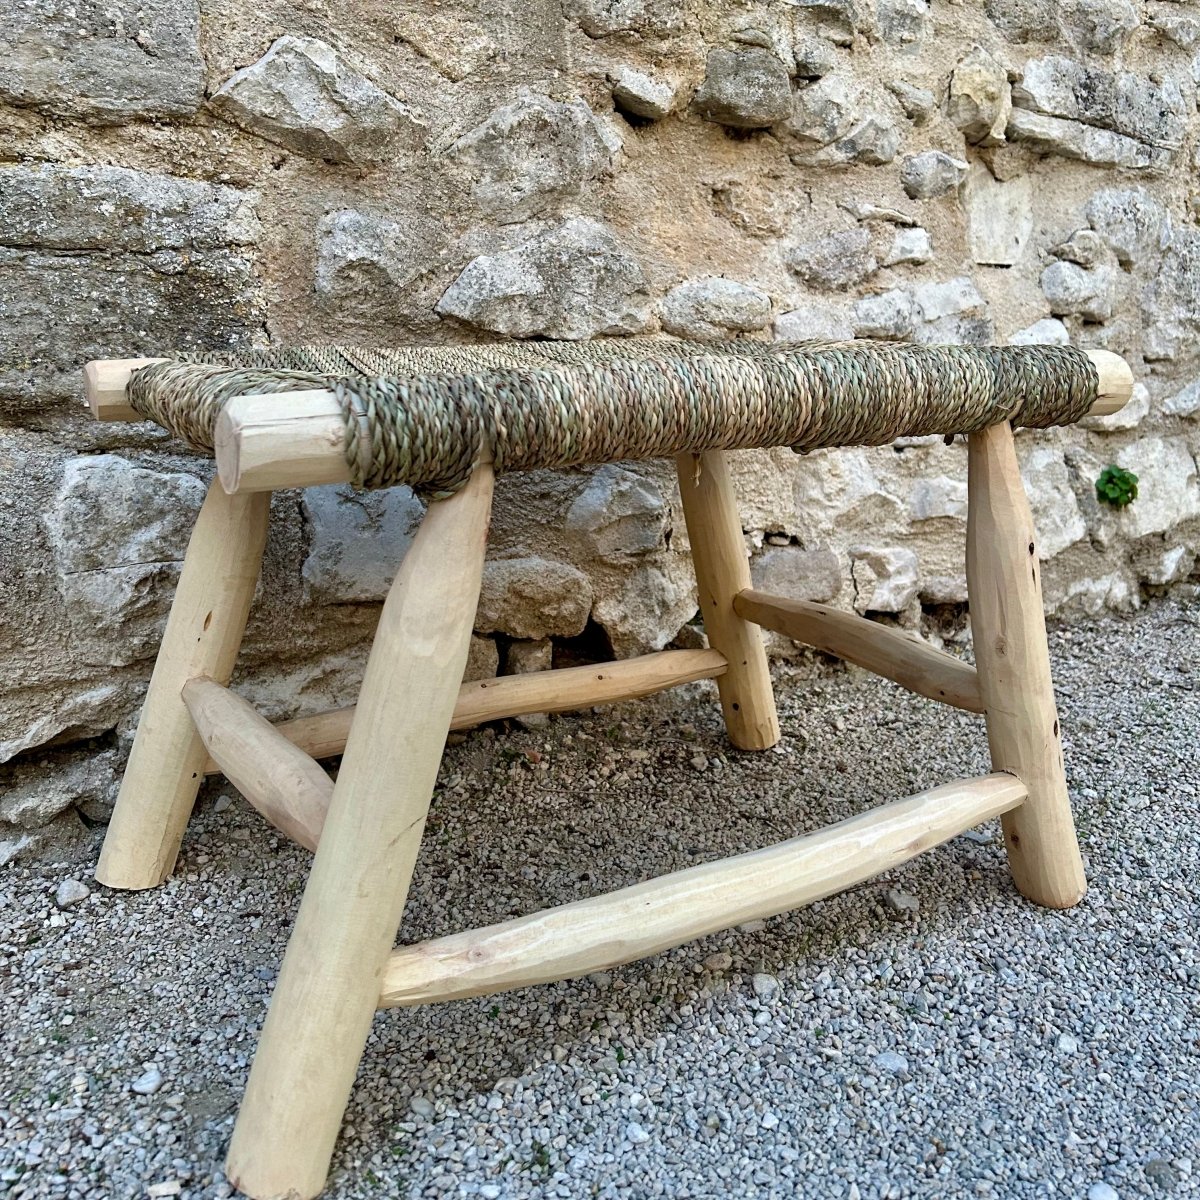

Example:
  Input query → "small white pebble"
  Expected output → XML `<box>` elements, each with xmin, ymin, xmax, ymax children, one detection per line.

<box><xmin>761</xmin><ymin>1111</ymin><xmax>779</xmax><ymax>1129</ymax></box>
<box><xmin>131</xmin><ymin>1067</ymin><xmax>164</xmax><ymax>1096</ymax></box>
<box><xmin>626</xmin><ymin>1121</ymin><xmax>651</xmax><ymax>1144</ymax></box>
<box><xmin>884</xmin><ymin>889</ymin><xmax>919</xmax><ymax>914</ymax></box>
<box><xmin>146</xmin><ymin>1182</ymin><xmax>182</xmax><ymax>1198</ymax></box>
<box><xmin>1087</xmin><ymin>1184</ymin><xmax>1119</xmax><ymax>1200</ymax></box>
<box><xmin>874</xmin><ymin>1051</ymin><xmax>909</xmax><ymax>1075</ymax></box>
<box><xmin>752</xmin><ymin>973</ymin><xmax>779</xmax><ymax>1000</ymax></box>
<box><xmin>1057</xmin><ymin>1032</ymin><xmax>1079</xmax><ymax>1055</ymax></box>
<box><xmin>54</xmin><ymin>879</ymin><xmax>90</xmax><ymax>909</ymax></box>
<box><xmin>480</xmin><ymin>1187</ymin><xmax>502</xmax><ymax>1200</ymax></box>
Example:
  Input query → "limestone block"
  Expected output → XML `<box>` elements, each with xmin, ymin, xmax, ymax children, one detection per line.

<box><xmin>566</xmin><ymin>466</ymin><xmax>668</xmax><ymax>561</ymax></box>
<box><xmin>965</xmin><ymin>166</ymin><xmax>1033</xmax><ymax>267</ymax></box>
<box><xmin>786</xmin><ymin>227</ymin><xmax>878</xmax><ymax>290</ymax></box>
<box><xmin>849</xmin><ymin>546</ymin><xmax>919</xmax><ymax>613</ymax></box>
<box><xmin>1020</xmin><ymin>446</ymin><xmax>1087</xmax><ymax>559</ymax></box>
<box><xmin>1115</xmin><ymin>437</ymin><xmax>1200</xmax><ymax>538</ymax></box>
<box><xmin>948</xmin><ymin>46</ymin><xmax>1011</xmax><ymax>145</ymax></box>
<box><xmin>0</xmin><ymin>0</ymin><xmax>203</xmax><ymax>123</ymax></box>
<box><xmin>447</xmin><ymin>93</ymin><xmax>617</xmax><ymax>219</ymax></box>
<box><xmin>693</xmin><ymin>49</ymin><xmax>793</xmax><ymax>129</ymax></box>
<box><xmin>750</xmin><ymin>546</ymin><xmax>843</xmax><ymax>603</ymax></box>
<box><xmin>659</xmin><ymin>278</ymin><xmax>772</xmax><ymax>340</ymax></box>
<box><xmin>592</xmin><ymin>563</ymin><xmax>697</xmax><ymax>656</ymax></box>
<box><xmin>436</xmin><ymin>218</ymin><xmax>651</xmax><ymax>339</ymax></box>
<box><xmin>476</xmin><ymin>558</ymin><xmax>593</xmax><ymax>640</ymax></box>
<box><xmin>301</xmin><ymin>484</ymin><xmax>425</xmax><ymax>604</ymax></box>
<box><xmin>884</xmin><ymin>227</ymin><xmax>933</xmax><ymax>266</ymax></box>
<box><xmin>211</xmin><ymin>36</ymin><xmax>424</xmax><ymax>167</ymax></box>
<box><xmin>900</xmin><ymin>151</ymin><xmax>968</xmax><ymax>200</ymax></box>
<box><xmin>44</xmin><ymin>456</ymin><xmax>206</xmax><ymax>666</ymax></box>
<box><xmin>0</xmin><ymin>164</ymin><xmax>260</xmax><ymax>407</ymax></box>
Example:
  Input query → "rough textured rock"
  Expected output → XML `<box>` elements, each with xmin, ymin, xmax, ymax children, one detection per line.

<box><xmin>693</xmin><ymin>49</ymin><xmax>794</xmax><ymax>129</ymax></box>
<box><xmin>1142</xmin><ymin>229</ymin><xmax>1200</xmax><ymax>361</ymax></box>
<box><xmin>884</xmin><ymin>227</ymin><xmax>933</xmax><ymax>266</ymax></box>
<box><xmin>749</xmin><ymin>546</ymin><xmax>842</xmax><ymax>603</ymax></box>
<box><xmin>610</xmin><ymin>68</ymin><xmax>679</xmax><ymax>120</ymax></box>
<box><xmin>1010</xmin><ymin>317</ymin><xmax>1070</xmax><ymax>345</ymax></box>
<box><xmin>0</xmin><ymin>164</ymin><xmax>261</xmax><ymax>408</ymax></box>
<box><xmin>592</xmin><ymin>564</ymin><xmax>697</xmax><ymax>656</ymax></box>
<box><xmin>877</xmin><ymin>0</ymin><xmax>930</xmax><ymax>48</ymax></box>
<box><xmin>1021</xmin><ymin>447</ymin><xmax>1086</xmax><ymax>558</ymax></box>
<box><xmin>909</xmin><ymin>477</ymin><xmax>968</xmax><ymax>522</ymax></box>
<box><xmin>1041</xmin><ymin>259</ymin><xmax>1118</xmax><ymax>322</ymax></box>
<box><xmin>786</xmin><ymin>227</ymin><xmax>878</xmax><ymax>290</ymax></box>
<box><xmin>900</xmin><ymin>152</ymin><xmax>968</xmax><ymax>200</ymax></box>
<box><xmin>0</xmin><ymin>0</ymin><xmax>204</xmax><ymax>123</ymax></box>
<box><xmin>948</xmin><ymin>46</ymin><xmax>1011</xmax><ymax>145</ymax></box>
<box><xmin>476</xmin><ymin>559</ymin><xmax>593</xmax><ymax>640</ymax></box>
<box><xmin>1013</xmin><ymin>56</ymin><xmax>1186</xmax><ymax>149</ymax></box>
<box><xmin>887</xmin><ymin>81</ymin><xmax>936</xmax><ymax>123</ymax></box>
<box><xmin>965</xmin><ymin>166</ymin><xmax>1033</xmax><ymax>266</ymax></box>
<box><xmin>1062</xmin><ymin>0</ymin><xmax>1140</xmax><ymax>54</ymax></box>
<box><xmin>301</xmin><ymin>485</ymin><xmax>425</xmax><ymax>604</ymax></box>
<box><xmin>849</xmin><ymin>547</ymin><xmax>919</xmax><ymax>613</ymax></box>
<box><xmin>1115</xmin><ymin>437</ymin><xmax>1200</xmax><ymax>538</ymax></box>
<box><xmin>1084</xmin><ymin>187</ymin><xmax>1172</xmax><ymax>270</ymax></box>
<box><xmin>1163</xmin><ymin>379</ymin><xmax>1200</xmax><ymax>420</ymax></box>
<box><xmin>566</xmin><ymin>467</ymin><xmax>669</xmax><ymax>561</ymax></box>
<box><xmin>774</xmin><ymin>305</ymin><xmax>856</xmax><ymax>341</ymax></box>
<box><xmin>984</xmin><ymin>0</ymin><xmax>1059</xmax><ymax>43</ymax></box>
<box><xmin>1009</xmin><ymin>56</ymin><xmax>1186</xmax><ymax>170</ymax></box>
<box><xmin>659</xmin><ymin>278</ymin><xmax>772</xmax><ymax>339</ymax></box>
<box><xmin>853</xmin><ymin>289</ymin><xmax>915</xmax><ymax>339</ymax></box>
<box><xmin>447</xmin><ymin>94</ymin><xmax>617</xmax><ymax>219</ymax></box>
<box><xmin>437</xmin><ymin>219</ymin><xmax>651</xmax><ymax>339</ymax></box>
<box><xmin>45</xmin><ymin>456</ymin><xmax>206</xmax><ymax>667</ymax></box>
<box><xmin>566</xmin><ymin>0</ymin><xmax>685</xmax><ymax>40</ymax></box>
<box><xmin>211</xmin><ymin>36</ymin><xmax>424</xmax><ymax>167</ymax></box>
<box><xmin>315</xmin><ymin>209</ymin><xmax>445</xmax><ymax>318</ymax></box>
<box><xmin>782</xmin><ymin>76</ymin><xmax>859</xmax><ymax>146</ymax></box>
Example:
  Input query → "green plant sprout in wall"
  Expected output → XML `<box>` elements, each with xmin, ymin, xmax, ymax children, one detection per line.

<box><xmin>1095</xmin><ymin>465</ymin><xmax>1139</xmax><ymax>508</ymax></box>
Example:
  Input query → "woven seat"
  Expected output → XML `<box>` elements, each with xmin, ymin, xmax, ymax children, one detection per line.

<box><xmin>126</xmin><ymin>338</ymin><xmax>1099</xmax><ymax>494</ymax></box>
<box><xmin>84</xmin><ymin>336</ymin><xmax>1132</xmax><ymax>1200</ymax></box>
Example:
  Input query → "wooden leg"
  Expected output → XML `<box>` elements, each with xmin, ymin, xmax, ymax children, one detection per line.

<box><xmin>675</xmin><ymin>451</ymin><xmax>779</xmax><ymax>750</ymax></box>
<box><xmin>225</xmin><ymin>464</ymin><xmax>495</xmax><ymax>1200</ymax></box>
<box><xmin>966</xmin><ymin>423</ymin><xmax>1087</xmax><ymax>909</ymax></box>
<box><xmin>95</xmin><ymin>481</ymin><xmax>270</xmax><ymax>890</ymax></box>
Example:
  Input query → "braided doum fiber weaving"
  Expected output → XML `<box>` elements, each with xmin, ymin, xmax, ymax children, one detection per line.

<box><xmin>126</xmin><ymin>338</ymin><xmax>1098</xmax><ymax>496</ymax></box>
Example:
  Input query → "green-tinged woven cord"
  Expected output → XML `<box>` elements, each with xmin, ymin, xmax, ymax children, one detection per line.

<box><xmin>125</xmin><ymin>338</ymin><xmax>1099</xmax><ymax>496</ymax></box>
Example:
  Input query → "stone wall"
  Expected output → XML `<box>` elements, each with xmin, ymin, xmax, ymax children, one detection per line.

<box><xmin>2</xmin><ymin>0</ymin><xmax>1198</xmax><ymax>855</ymax></box>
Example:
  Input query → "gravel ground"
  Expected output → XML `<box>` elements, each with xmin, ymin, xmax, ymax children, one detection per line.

<box><xmin>2</xmin><ymin>598</ymin><xmax>1198</xmax><ymax>1200</ymax></box>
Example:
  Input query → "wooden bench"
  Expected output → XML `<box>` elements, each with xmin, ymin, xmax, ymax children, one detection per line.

<box><xmin>84</xmin><ymin>339</ymin><xmax>1133</xmax><ymax>1200</ymax></box>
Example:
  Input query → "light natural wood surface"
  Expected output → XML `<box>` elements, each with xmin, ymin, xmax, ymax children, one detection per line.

<box><xmin>216</xmin><ymin>390</ymin><xmax>349</xmax><ymax>492</ymax></box>
<box><xmin>95</xmin><ymin>483</ymin><xmax>270</xmax><ymax>890</ymax></box>
<box><xmin>225</xmin><ymin>464</ymin><xmax>495</xmax><ymax>1200</ymax></box>
<box><xmin>201</xmin><ymin>648</ymin><xmax>728</xmax><ymax>774</ymax></box>
<box><xmin>734</xmin><ymin>590</ymin><xmax>984</xmax><ymax>713</ymax></box>
<box><xmin>182</xmin><ymin>678</ymin><xmax>331</xmax><ymax>851</ymax></box>
<box><xmin>675</xmin><ymin>451</ymin><xmax>780</xmax><ymax>750</ymax></box>
<box><xmin>1084</xmin><ymin>349</ymin><xmax>1135</xmax><ymax>417</ymax></box>
<box><xmin>967</xmin><ymin>422</ymin><xmax>1087</xmax><ymax>909</ymax></box>
<box><xmin>379</xmin><ymin>772</ymin><xmax>1027</xmax><ymax>1008</ymax></box>
<box><xmin>83</xmin><ymin>358</ymin><xmax>168</xmax><ymax>421</ymax></box>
